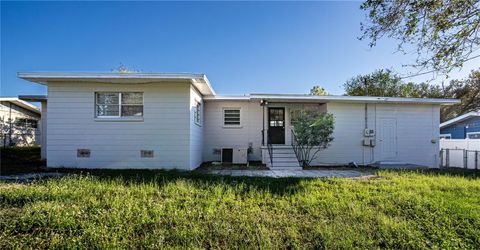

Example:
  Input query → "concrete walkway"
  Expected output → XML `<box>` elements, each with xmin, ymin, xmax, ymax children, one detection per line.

<box><xmin>206</xmin><ymin>169</ymin><xmax>371</xmax><ymax>178</ymax></box>
<box><xmin>0</xmin><ymin>172</ymin><xmax>67</xmax><ymax>182</ymax></box>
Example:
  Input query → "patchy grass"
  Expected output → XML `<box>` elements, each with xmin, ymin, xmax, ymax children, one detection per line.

<box><xmin>0</xmin><ymin>147</ymin><xmax>45</xmax><ymax>175</ymax></box>
<box><xmin>1</xmin><ymin>169</ymin><xmax>479</xmax><ymax>249</ymax></box>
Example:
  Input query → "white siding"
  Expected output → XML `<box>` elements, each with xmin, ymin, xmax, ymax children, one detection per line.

<box><xmin>374</xmin><ymin>104</ymin><xmax>440</xmax><ymax>167</ymax></box>
<box><xmin>312</xmin><ymin>103</ymin><xmax>367</xmax><ymax>165</ymax></box>
<box><xmin>46</xmin><ymin>82</ymin><xmax>192</xmax><ymax>169</ymax></box>
<box><xmin>203</xmin><ymin>101</ymin><xmax>263</xmax><ymax>162</ymax></box>
<box><xmin>41</xmin><ymin>102</ymin><xmax>47</xmax><ymax>159</ymax></box>
<box><xmin>0</xmin><ymin>102</ymin><xmax>41</xmax><ymax>147</ymax></box>
<box><xmin>311</xmin><ymin>103</ymin><xmax>440</xmax><ymax>167</ymax></box>
<box><xmin>189</xmin><ymin>86</ymin><xmax>204</xmax><ymax>169</ymax></box>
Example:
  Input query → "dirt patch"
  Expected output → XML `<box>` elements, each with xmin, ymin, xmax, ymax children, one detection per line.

<box><xmin>349</xmin><ymin>174</ymin><xmax>386</xmax><ymax>180</ymax></box>
<box><xmin>197</xmin><ymin>161</ymin><xmax>269</xmax><ymax>171</ymax></box>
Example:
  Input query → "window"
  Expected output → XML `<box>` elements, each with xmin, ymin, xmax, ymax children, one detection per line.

<box><xmin>440</xmin><ymin>134</ymin><xmax>451</xmax><ymax>139</ymax></box>
<box><xmin>467</xmin><ymin>132</ymin><xmax>480</xmax><ymax>139</ymax></box>
<box><xmin>95</xmin><ymin>92</ymin><xmax>143</xmax><ymax>118</ymax></box>
<box><xmin>194</xmin><ymin>101</ymin><xmax>202</xmax><ymax>125</ymax></box>
<box><xmin>223</xmin><ymin>108</ymin><xmax>241</xmax><ymax>126</ymax></box>
<box><xmin>14</xmin><ymin>118</ymin><xmax>38</xmax><ymax>128</ymax></box>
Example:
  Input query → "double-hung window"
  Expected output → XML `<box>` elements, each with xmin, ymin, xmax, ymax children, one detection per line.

<box><xmin>223</xmin><ymin>108</ymin><xmax>241</xmax><ymax>126</ymax></box>
<box><xmin>95</xmin><ymin>92</ymin><xmax>143</xmax><ymax>118</ymax></box>
<box><xmin>194</xmin><ymin>101</ymin><xmax>202</xmax><ymax>125</ymax></box>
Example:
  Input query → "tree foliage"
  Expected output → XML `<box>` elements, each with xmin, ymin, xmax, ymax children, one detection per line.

<box><xmin>439</xmin><ymin>69</ymin><xmax>480</xmax><ymax>121</ymax></box>
<box><xmin>344</xmin><ymin>68</ymin><xmax>480</xmax><ymax>121</ymax></box>
<box><xmin>291</xmin><ymin>110</ymin><xmax>334</xmax><ymax>167</ymax></box>
<box><xmin>360</xmin><ymin>0</ymin><xmax>480</xmax><ymax>74</ymax></box>
<box><xmin>310</xmin><ymin>86</ymin><xmax>329</xmax><ymax>96</ymax></box>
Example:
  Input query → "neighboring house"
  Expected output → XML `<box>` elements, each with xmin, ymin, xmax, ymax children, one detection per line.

<box><xmin>0</xmin><ymin>97</ymin><xmax>41</xmax><ymax>147</ymax></box>
<box><xmin>18</xmin><ymin>72</ymin><xmax>459</xmax><ymax>170</ymax></box>
<box><xmin>440</xmin><ymin>111</ymin><xmax>480</xmax><ymax>139</ymax></box>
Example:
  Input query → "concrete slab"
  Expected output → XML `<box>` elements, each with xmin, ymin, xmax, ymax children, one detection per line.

<box><xmin>0</xmin><ymin>172</ymin><xmax>67</xmax><ymax>182</ymax></box>
<box><xmin>204</xmin><ymin>169</ymin><xmax>371</xmax><ymax>178</ymax></box>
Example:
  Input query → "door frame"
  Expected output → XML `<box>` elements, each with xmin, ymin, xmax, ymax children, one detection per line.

<box><xmin>268</xmin><ymin>107</ymin><xmax>286</xmax><ymax>145</ymax></box>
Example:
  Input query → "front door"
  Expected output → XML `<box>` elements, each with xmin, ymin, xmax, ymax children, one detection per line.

<box><xmin>379</xmin><ymin>117</ymin><xmax>397</xmax><ymax>160</ymax></box>
<box><xmin>268</xmin><ymin>107</ymin><xmax>285</xmax><ymax>144</ymax></box>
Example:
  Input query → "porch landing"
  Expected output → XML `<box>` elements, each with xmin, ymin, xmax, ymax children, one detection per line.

<box><xmin>205</xmin><ymin>169</ymin><xmax>371</xmax><ymax>178</ymax></box>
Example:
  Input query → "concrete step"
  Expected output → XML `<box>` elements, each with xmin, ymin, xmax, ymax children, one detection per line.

<box><xmin>272</xmin><ymin>148</ymin><xmax>295</xmax><ymax>152</ymax></box>
<box><xmin>272</xmin><ymin>160</ymin><xmax>298</xmax><ymax>163</ymax></box>
<box><xmin>272</xmin><ymin>154</ymin><xmax>297</xmax><ymax>158</ymax></box>
<box><xmin>271</xmin><ymin>162</ymin><xmax>301</xmax><ymax>168</ymax></box>
<box><xmin>270</xmin><ymin>167</ymin><xmax>303</xmax><ymax>170</ymax></box>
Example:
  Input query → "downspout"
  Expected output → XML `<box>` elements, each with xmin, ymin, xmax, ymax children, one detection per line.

<box><xmin>261</xmin><ymin>100</ymin><xmax>265</xmax><ymax>146</ymax></box>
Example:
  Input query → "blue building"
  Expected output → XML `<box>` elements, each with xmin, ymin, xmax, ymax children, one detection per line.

<box><xmin>440</xmin><ymin>111</ymin><xmax>480</xmax><ymax>139</ymax></box>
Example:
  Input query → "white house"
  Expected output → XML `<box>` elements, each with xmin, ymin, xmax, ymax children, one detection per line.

<box><xmin>18</xmin><ymin>72</ymin><xmax>459</xmax><ymax>170</ymax></box>
<box><xmin>0</xmin><ymin>97</ymin><xmax>41</xmax><ymax>147</ymax></box>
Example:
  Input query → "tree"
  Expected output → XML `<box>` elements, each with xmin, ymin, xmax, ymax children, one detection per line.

<box><xmin>360</xmin><ymin>0</ymin><xmax>480</xmax><ymax>74</ymax></box>
<box><xmin>291</xmin><ymin>110</ymin><xmax>334</xmax><ymax>167</ymax></box>
<box><xmin>344</xmin><ymin>68</ymin><xmax>480</xmax><ymax>122</ymax></box>
<box><xmin>439</xmin><ymin>69</ymin><xmax>480</xmax><ymax>121</ymax></box>
<box><xmin>344</xmin><ymin>69</ymin><xmax>405</xmax><ymax>96</ymax></box>
<box><xmin>310</xmin><ymin>86</ymin><xmax>329</xmax><ymax>95</ymax></box>
<box><xmin>344</xmin><ymin>69</ymin><xmax>445</xmax><ymax>98</ymax></box>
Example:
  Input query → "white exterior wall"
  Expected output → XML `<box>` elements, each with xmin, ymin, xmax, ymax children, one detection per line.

<box><xmin>40</xmin><ymin>102</ymin><xmax>47</xmax><ymax>159</ymax></box>
<box><xmin>0</xmin><ymin>101</ymin><xmax>41</xmax><ymax>147</ymax></box>
<box><xmin>375</xmin><ymin>104</ymin><xmax>440</xmax><ymax>167</ymax></box>
<box><xmin>189</xmin><ymin>86</ymin><xmax>204</xmax><ymax>169</ymax></box>
<box><xmin>46</xmin><ymin>82</ymin><xmax>193</xmax><ymax>169</ymax></box>
<box><xmin>203</xmin><ymin>101</ymin><xmax>263</xmax><ymax>162</ymax></box>
<box><xmin>312</xmin><ymin>103</ymin><xmax>440</xmax><ymax>167</ymax></box>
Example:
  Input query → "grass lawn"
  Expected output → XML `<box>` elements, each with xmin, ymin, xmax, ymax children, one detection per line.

<box><xmin>1</xmin><ymin>169</ymin><xmax>479</xmax><ymax>249</ymax></box>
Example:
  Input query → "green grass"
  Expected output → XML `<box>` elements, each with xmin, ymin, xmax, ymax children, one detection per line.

<box><xmin>1</xmin><ymin>169</ymin><xmax>479</xmax><ymax>249</ymax></box>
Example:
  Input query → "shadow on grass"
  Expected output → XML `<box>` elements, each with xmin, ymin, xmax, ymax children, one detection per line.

<box><xmin>0</xmin><ymin>147</ymin><xmax>46</xmax><ymax>175</ymax></box>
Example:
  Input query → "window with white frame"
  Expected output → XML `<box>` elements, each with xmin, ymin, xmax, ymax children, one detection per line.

<box><xmin>439</xmin><ymin>134</ymin><xmax>451</xmax><ymax>139</ymax></box>
<box><xmin>95</xmin><ymin>92</ymin><xmax>143</xmax><ymax>118</ymax></box>
<box><xmin>223</xmin><ymin>108</ymin><xmax>240</xmax><ymax>126</ymax></box>
<box><xmin>467</xmin><ymin>132</ymin><xmax>480</xmax><ymax>139</ymax></box>
<box><xmin>194</xmin><ymin>101</ymin><xmax>202</xmax><ymax>125</ymax></box>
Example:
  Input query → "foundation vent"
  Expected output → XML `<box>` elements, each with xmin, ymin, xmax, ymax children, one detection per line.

<box><xmin>141</xmin><ymin>150</ymin><xmax>154</xmax><ymax>158</ymax></box>
<box><xmin>77</xmin><ymin>149</ymin><xmax>91</xmax><ymax>158</ymax></box>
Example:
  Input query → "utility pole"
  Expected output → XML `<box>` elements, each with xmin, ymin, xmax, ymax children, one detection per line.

<box><xmin>364</xmin><ymin>77</ymin><xmax>369</xmax><ymax>96</ymax></box>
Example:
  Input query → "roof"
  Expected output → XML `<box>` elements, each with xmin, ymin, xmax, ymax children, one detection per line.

<box><xmin>19</xmin><ymin>95</ymin><xmax>48</xmax><ymax>102</ymax></box>
<box><xmin>440</xmin><ymin>111</ymin><xmax>480</xmax><ymax>128</ymax></box>
<box><xmin>0</xmin><ymin>97</ymin><xmax>41</xmax><ymax>114</ymax></box>
<box><xmin>17</xmin><ymin>72</ymin><xmax>216</xmax><ymax>96</ymax></box>
<box><xmin>205</xmin><ymin>94</ymin><xmax>460</xmax><ymax>105</ymax></box>
<box><xmin>17</xmin><ymin>72</ymin><xmax>460</xmax><ymax>105</ymax></box>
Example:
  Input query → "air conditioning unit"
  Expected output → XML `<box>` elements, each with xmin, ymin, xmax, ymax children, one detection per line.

<box><xmin>221</xmin><ymin>148</ymin><xmax>248</xmax><ymax>164</ymax></box>
<box><xmin>233</xmin><ymin>148</ymin><xmax>248</xmax><ymax>164</ymax></box>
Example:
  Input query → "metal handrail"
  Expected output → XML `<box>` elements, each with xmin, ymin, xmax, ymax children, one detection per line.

<box><xmin>267</xmin><ymin>129</ymin><xmax>273</xmax><ymax>168</ymax></box>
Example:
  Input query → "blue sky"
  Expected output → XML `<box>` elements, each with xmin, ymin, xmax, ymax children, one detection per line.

<box><xmin>2</xmin><ymin>1</ymin><xmax>479</xmax><ymax>98</ymax></box>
